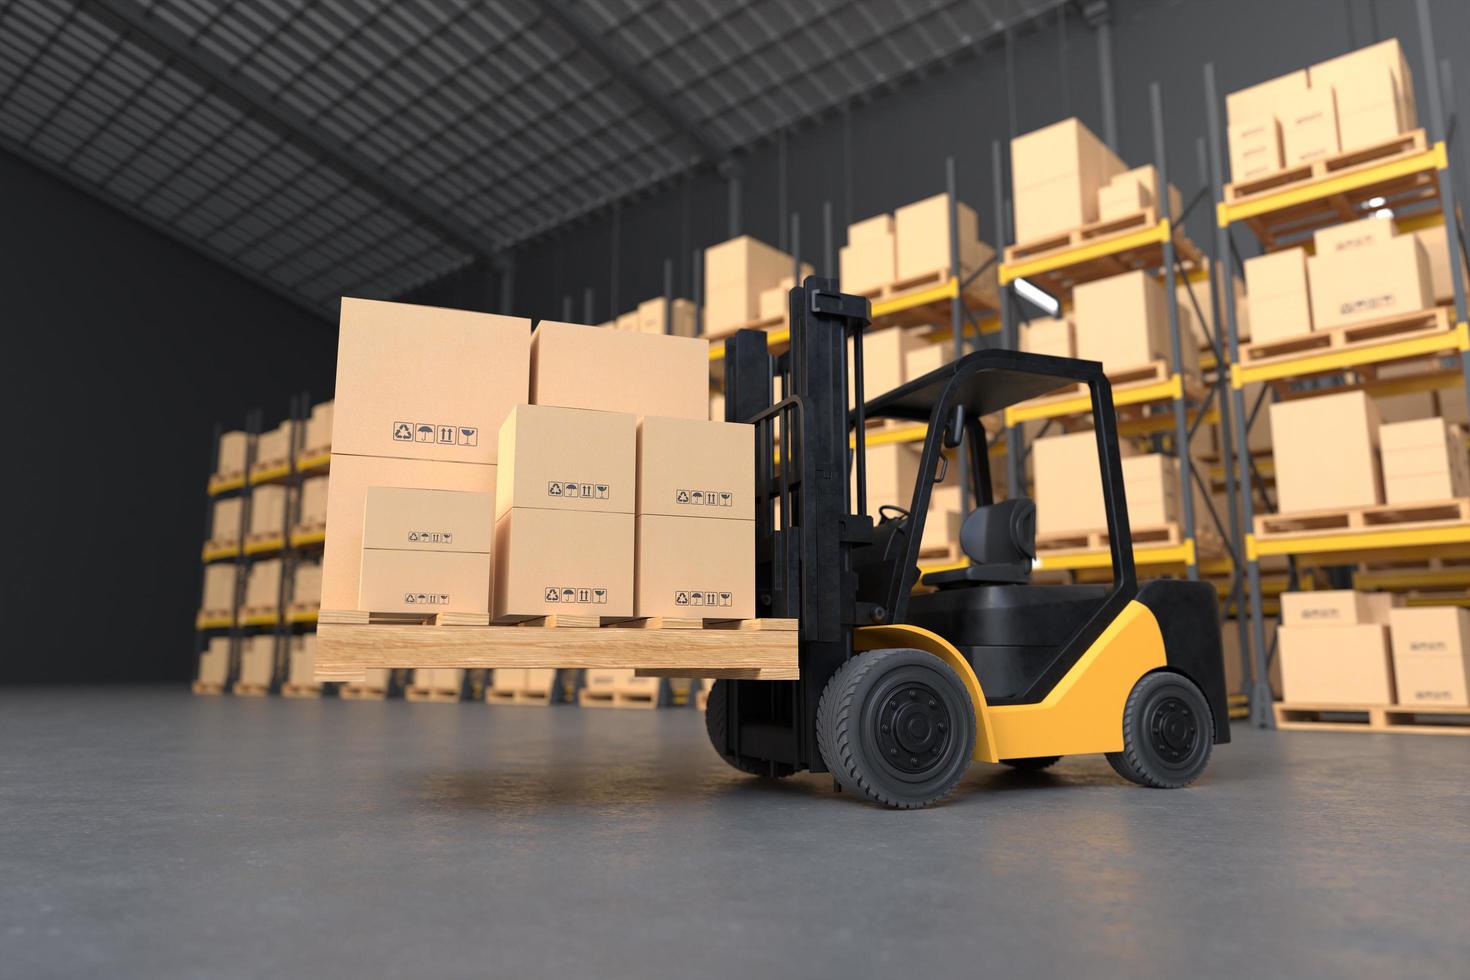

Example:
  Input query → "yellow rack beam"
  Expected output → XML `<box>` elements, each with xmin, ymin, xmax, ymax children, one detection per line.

<box><xmin>287</xmin><ymin>609</ymin><xmax>320</xmax><ymax>625</ymax></box>
<box><xmin>1005</xmin><ymin>374</ymin><xmax>1183</xmax><ymax>426</ymax></box>
<box><xmin>1231</xmin><ymin>321</ymin><xmax>1469</xmax><ymax>388</ymax></box>
<box><xmin>243</xmin><ymin>537</ymin><xmax>285</xmax><ymax>556</ymax></box>
<box><xmin>201</xmin><ymin>544</ymin><xmax>241</xmax><ymax>562</ymax></box>
<box><xmin>299</xmin><ymin>452</ymin><xmax>331</xmax><ymax>472</ymax></box>
<box><xmin>289</xmin><ymin>530</ymin><xmax>327</xmax><ymax>548</ymax></box>
<box><xmin>207</xmin><ymin>475</ymin><xmax>245</xmax><ymax>496</ymax></box>
<box><xmin>240</xmin><ymin>613</ymin><xmax>279</xmax><ymax>627</ymax></box>
<box><xmin>1404</xmin><ymin>594</ymin><xmax>1470</xmax><ymax>607</ymax></box>
<box><xmin>1353</xmin><ymin>567</ymin><xmax>1470</xmax><ymax>592</ymax></box>
<box><xmin>999</xmin><ymin>219</ymin><xmax>1173</xmax><ymax>286</ymax></box>
<box><xmin>872</xmin><ymin>276</ymin><xmax>958</xmax><ymax>318</ymax></box>
<box><xmin>195</xmin><ymin>616</ymin><xmax>234</xmax><ymax>630</ymax></box>
<box><xmin>1216</xmin><ymin>142</ymin><xmax>1448</xmax><ymax>227</ymax></box>
<box><xmin>1248</xmin><ymin>525</ymin><xmax>1470</xmax><ymax>561</ymax></box>
<box><xmin>249</xmin><ymin>463</ymin><xmax>291</xmax><ymax>485</ymax></box>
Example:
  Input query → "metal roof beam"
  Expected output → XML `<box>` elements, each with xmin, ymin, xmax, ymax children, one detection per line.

<box><xmin>525</xmin><ymin>0</ymin><xmax>724</xmax><ymax>165</ymax></box>
<box><xmin>75</xmin><ymin>0</ymin><xmax>499</xmax><ymax>259</ymax></box>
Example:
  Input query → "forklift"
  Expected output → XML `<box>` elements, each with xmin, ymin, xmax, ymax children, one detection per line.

<box><xmin>707</xmin><ymin>277</ymin><xmax>1229</xmax><ymax>808</ymax></box>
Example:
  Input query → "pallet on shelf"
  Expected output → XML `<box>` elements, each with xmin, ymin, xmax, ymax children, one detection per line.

<box><xmin>1238</xmin><ymin>306</ymin><xmax>1455</xmax><ymax>366</ymax></box>
<box><xmin>1273</xmin><ymin>700</ymin><xmax>1470</xmax><ymax>735</ymax></box>
<box><xmin>1004</xmin><ymin>207</ymin><xmax>1161</xmax><ymax>264</ymax></box>
<box><xmin>1223</xmin><ymin>129</ymin><xmax>1429</xmax><ymax>204</ymax></box>
<box><xmin>1254</xmin><ymin>497</ymin><xmax>1470</xmax><ymax>539</ymax></box>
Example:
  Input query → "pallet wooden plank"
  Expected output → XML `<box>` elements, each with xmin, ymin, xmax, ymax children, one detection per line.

<box><xmin>1274</xmin><ymin>700</ymin><xmax>1470</xmax><ymax>735</ymax></box>
<box><xmin>1224</xmin><ymin>130</ymin><xmax>1429</xmax><ymax>204</ymax></box>
<box><xmin>1256</xmin><ymin>498</ymin><xmax>1470</xmax><ymax>538</ymax></box>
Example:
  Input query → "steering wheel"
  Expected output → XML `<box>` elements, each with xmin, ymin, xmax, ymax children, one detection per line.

<box><xmin>877</xmin><ymin>504</ymin><xmax>911</xmax><ymax>530</ymax></box>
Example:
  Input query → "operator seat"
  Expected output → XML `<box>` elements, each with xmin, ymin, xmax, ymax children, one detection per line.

<box><xmin>920</xmin><ymin>498</ymin><xmax>1037</xmax><ymax>588</ymax></box>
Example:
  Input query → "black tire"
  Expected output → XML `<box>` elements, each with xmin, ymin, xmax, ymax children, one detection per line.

<box><xmin>816</xmin><ymin>648</ymin><xmax>977</xmax><ymax>809</ymax></box>
<box><xmin>1106</xmin><ymin>670</ymin><xmax>1214</xmax><ymax>789</ymax></box>
<box><xmin>1001</xmin><ymin>756</ymin><xmax>1061</xmax><ymax>771</ymax></box>
<box><xmin>704</xmin><ymin>680</ymin><xmax>795</xmax><ymax>779</ymax></box>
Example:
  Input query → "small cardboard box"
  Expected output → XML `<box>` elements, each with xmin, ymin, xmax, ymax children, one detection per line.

<box><xmin>1279</xmin><ymin>623</ymin><xmax>1394</xmax><ymax>704</ymax></box>
<box><xmin>198</xmin><ymin>637</ymin><xmax>230</xmax><ymax>687</ymax></box>
<box><xmin>1409</xmin><ymin>223</ymin><xmax>1470</xmax><ymax>305</ymax></box>
<box><xmin>201</xmin><ymin>564</ymin><xmax>236</xmax><ymax>615</ymax></box>
<box><xmin>363</xmin><ymin>487</ymin><xmax>493</xmax><ymax>553</ymax></box>
<box><xmin>1032</xmin><ymin>431</ymin><xmax>1136</xmax><ymax>536</ymax></box>
<box><xmin>1307</xmin><ymin>235</ymin><xmax>1432</xmax><ymax>330</ymax></box>
<box><xmin>1226</xmin><ymin>70</ymin><xmax>1311</xmax><ymax>123</ymax></box>
<box><xmin>496</xmin><ymin>405</ymin><xmax>635</xmax><ymax>518</ymax></box>
<box><xmin>1228</xmin><ymin>118</ymin><xmax>1284</xmax><ymax>182</ymax></box>
<box><xmin>210</xmin><ymin>497</ymin><xmax>243</xmax><ymax>545</ymax></box>
<box><xmin>245</xmin><ymin>559</ymin><xmax>283</xmax><ymax>611</ymax></box>
<box><xmin>238</xmin><ymin>635</ymin><xmax>275</xmax><ymax>688</ymax></box>
<box><xmin>1314</xmin><ymin>215</ymin><xmax>1395</xmax><ymax>256</ymax></box>
<box><xmin>849</xmin><ymin>327</ymin><xmax>926</xmax><ymax>400</ymax></box>
<box><xmin>636</xmin><ymin>297</ymin><xmax>697</xmax><ymax>337</ymax></box>
<box><xmin>635</xmin><ymin>514</ymin><xmax>754</xmax><ymax>618</ymax></box>
<box><xmin>1311</xmin><ymin>40</ymin><xmax>1414</xmax><ymax>145</ymax></box>
<box><xmin>254</xmin><ymin>423</ymin><xmax>290</xmax><ymax>468</ymax></box>
<box><xmin>1279</xmin><ymin>86</ymin><xmax>1339</xmax><ymax>165</ymax></box>
<box><xmin>530</xmin><ymin>320</ymin><xmax>708</xmax><ymax>421</ymax></box>
<box><xmin>840</xmin><ymin>234</ymin><xmax>895</xmax><ymax>295</ymax></box>
<box><xmin>216</xmin><ymin>430</ymin><xmax>249</xmax><ymax>477</ymax></box>
<box><xmin>1281</xmin><ymin>590</ymin><xmax>1380</xmax><ymax>628</ymax></box>
<box><xmin>1010</xmin><ymin>118</ymin><xmax>1125</xmax><ymax>242</ymax></box>
<box><xmin>1388</xmin><ymin>607</ymin><xmax>1470</xmax><ymax>706</ymax></box>
<box><xmin>1073</xmin><ymin>270</ymin><xmax>1182</xmax><ymax>373</ymax></box>
<box><xmin>320</xmin><ymin>454</ymin><xmax>496</xmax><ymax>610</ymax></box>
<box><xmin>1098</xmin><ymin>165</ymin><xmax>1183</xmax><ymax>220</ymax></box>
<box><xmin>333</xmin><ymin>298</ymin><xmax>530</xmax><ymax>464</ymax></box>
<box><xmin>637</xmin><ymin>416</ymin><xmax>754</xmax><ymax>521</ymax></box>
<box><xmin>893</xmin><ymin>193</ymin><xmax>995</xmax><ymax>284</ymax></box>
<box><xmin>299</xmin><ymin>475</ymin><xmax>329</xmax><ymax>526</ymax></box>
<box><xmin>358</xmin><ymin>549</ymin><xmax>491</xmax><ymax>614</ymax></box>
<box><xmin>1270</xmin><ymin>391</ymin><xmax>1382</xmax><ymax>513</ymax></box>
<box><xmin>1123</xmin><ymin>454</ymin><xmax>1180</xmax><ymax>528</ymax></box>
<box><xmin>305</xmin><ymin>401</ymin><xmax>333</xmax><ymax>454</ymax></box>
<box><xmin>1380</xmin><ymin>418</ymin><xmax>1470</xmax><ymax>504</ymax></box>
<box><xmin>248</xmin><ymin>484</ymin><xmax>289</xmax><ymax>537</ymax></box>
<box><xmin>1244</xmin><ymin>248</ymin><xmax>1313</xmax><ymax>343</ymax></box>
<box><xmin>1022</xmin><ymin>317</ymin><xmax>1075</xmax><ymax>359</ymax></box>
<box><xmin>493</xmin><ymin>508</ymin><xmax>634</xmax><ymax>618</ymax></box>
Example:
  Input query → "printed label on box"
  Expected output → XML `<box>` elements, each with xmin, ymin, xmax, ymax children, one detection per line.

<box><xmin>402</xmin><ymin>593</ymin><xmax>450</xmax><ymax>605</ymax></box>
<box><xmin>673</xmin><ymin>590</ymin><xmax>735</xmax><ymax>607</ymax></box>
<box><xmin>541</xmin><ymin>586</ymin><xmax>608</xmax><ymax>604</ymax></box>
<box><xmin>405</xmin><ymin>531</ymin><xmax>455</xmax><ymax>545</ymax></box>
<box><xmin>675</xmin><ymin>489</ymin><xmax>735</xmax><ymax>507</ymax></box>
<box><xmin>547</xmin><ymin>481</ymin><xmax>613</xmax><ymax>500</ymax></box>
<box><xmin>393</xmin><ymin>422</ymin><xmax>479</xmax><ymax>448</ymax></box>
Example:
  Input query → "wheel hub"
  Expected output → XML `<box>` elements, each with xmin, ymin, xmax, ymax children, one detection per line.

<box><xmin>875</xmin><ymin>682</ymin><xmax>951</xmax><ymax>774</ymax></box>
<box><xmin>1148</xmin><ymin>695</ymin><xmax>1199</xmax><ymax>764</ymax></box>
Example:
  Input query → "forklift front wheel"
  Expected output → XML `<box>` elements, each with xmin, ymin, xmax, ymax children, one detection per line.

<box><xmin>1106</xmin><ymin>670</ymin><xmax>1214</xmax><ymax>789</ymax></box>
<box><xmin>817</xmin><ymin>649</ymin><xmax>977</xmax><ymax>809</ymax></box>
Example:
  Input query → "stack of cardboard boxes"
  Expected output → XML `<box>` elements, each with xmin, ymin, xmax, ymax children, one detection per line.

<box><xmin>1226</xmin><ymin>39</ymin><xmax>1416</xmax><ymax>182</ymax></box>
<box><xmin>600</xmin><ymin>297</ymin><xmax>698</xmax><ymax>337</ymax></box>
<box><xmin>303</xmin><ymin>401</ymin><xmax>333</xmax><ymax>457</ymax></box>
<box><xmin>361</xmin><ymin>487</ymin><xmax>493</xmax><ymax>615</ymax></box>
<box><xmin>1245</xmin><ymin>216</ymin><xmax>1436</xmax><ymax>347</ymax></box>
<box><xmin>251</xmin><ymin>423</ymin><xmax>291</xmax><ymax>478</ymax></box>
<box><xmin>296</xmin><ymin>475</ymin><xmax>328</xmax><ymax>536</ymax></box>
<box><xmin>246</xmin><ymin>485</ymin><xmax>290</xmax><ymax>548</ymax></box>
<box><xmin>1070</xmin><ymin>269</ymin><xmax>1199</xmax><ymax>376</ymax></box>
<box><xmin>212</xmin><ymin>431</ymin><xmax>249</xmax><ymax>485</ymax></box>
<box><xmin>195</xmin><ymin>636</ymin><xmax>230</xmax><ymax>692</ymax></box>
<box><xmin>1097</xmin><ymin>165</ymin><xmax>1182</xmax><ymax>223</ymax></box>
<box><xmin>1032</xmin><ymin>432</ymin><xmax>1195</xmax><ymax>541</ymax></box>
<box><xmin>703</xmin><ymin>236</ymin><xmax>805</xmax><ymax>337</ymax></box>
<box><xmin>235</xmin><ymin>634</ymin><xmax>275</xmax><ymax>694</ymax></box>
<box><xmin>1380</xmin><ymin>418</ymin><xmax>1470</xmax><ymax>505</ymax></box>
<box><xmin>198</xmin><ymin>564</ymin><xmax>236</xmax><ymax>626</ymax></box>
<box><xmin>284</xmin><ymin>633</ymin><xmax>320</xmax><ymax>695</ymax></box>
<box><xmin>243</xmin><ymin>558</ymin><xmax>282</xmax><ymax>619</ymax></box>
<box><xmin>1010</xmin><ymin>118</ymin><xmax>1126</xmax><ymax>244</ymax></box>
<box><xmin>206</xmin><ymin>497</ymin><xmax>243</xmax><ymax>553</ymax></box>
<box><xmin>840</xmin><ymin>194</ymin><xmax>997</xmax><ymax>297</ymax></box>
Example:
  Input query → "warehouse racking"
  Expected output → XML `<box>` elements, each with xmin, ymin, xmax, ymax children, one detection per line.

<box><xmin>1205</xmin><ymin>0</ymin><xmax>1470</xmax><ymax>727</ymax></box>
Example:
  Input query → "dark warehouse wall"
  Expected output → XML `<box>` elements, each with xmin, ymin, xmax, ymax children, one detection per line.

<box><xmin>0</xmin><ymin>153</ymin><xmax>336</xmax><ymax>684</ymax></box>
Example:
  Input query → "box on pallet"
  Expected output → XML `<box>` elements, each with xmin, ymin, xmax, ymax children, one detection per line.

<box><xmin>1244</xmin><ymin>248</ymin><xmax>1312</xmax><ymax>344</ymax></box>
<box><xmin>1097</xmin><ymin>165</ymin><xmax>1182</xmax><ymax>222</ymax></box>
<box><xmin>197</xmin><ymin>637</ymin><xmax>230</xmax><ymax>687</ymax></box>
<box><xmin>254</xmin><ymin>424</ymin><xmax>290</xmax><ymax>471</ymax></box>
<box><xmin>704</xmin><ymin>236</ymin><xmax>800</xmax><ymax>334</ymax></box>
<box><xmin>292</xmin><ymin>561</ymin><xmax>322</xmax><ymax>608</ymax></box>
<box><xmin>494</xmin><ymin>405</ymin><xmax>636</xmax><ymax>618</ymax></box>
<box><xmin>200</xmin><ymin>564</ymin><xmax>236</xmax><ymax>617</ymax></box>
<box><xmin>1407</xmin><ymin>223</ymin><xmax>1470</xmax><ymax>305</ymax></box>
<box><xmin>1032</xmin><ymin>432</ymin><xmax>1151</xmax><ymax>537</ymax></box>
<box><xmin>1380</xmin><ymin>418</ymin><xmax>1470</xmax><ymax>504</ymax></box>
<box><xmin>298</xmin><ymin>475</ymin><xmax>329</xmax><ymax>527</ymax></box>
<box><xmin>1278</xmin><ymin>86</ymin><xmax>1339</xmax><ymax>166</ymax></box>
<box><xmin>848</xmin><ymin>327</ymin><xmax>927</xmax><ymax>399</ymax></box>
<box><xmin>358</xmin><ymin>487</ymin><xmax>494</xmax><ymax>615</ymax></box>
<box><xmin>1073</xmin><ymin>270</ymin><xmax>1195</xmax><ymax>374</ymax></box>
<box><xmin>1281</xmin><ymin>589</ymin><xmax>1397</xmax><ymax>628</ymax></box>
<box><xmin>1010</xmin><ymin>118</ymin><xmax>1125</xmax><ymax>243</ymax></box>
<box><xmin>1315</xmin><ymin>215</ymin><xmax>1395</xmax><ymax>255</ymax></box>
<box><xmin>1177</xmin><ymin>268</ymin><xmax>1249</xmax><ymax>347</ymax></box>
<box><xmin>216</xmin><ymin>431</ymin><xmax>249</xmax><ymax>478</ymax></box>
<box><xmin>635</xmin><ymin>297</ymin><xmax>697</xmax><ymax>337</ymax></box>
<box><xmin>304</xmin><ymin>401</ymin><xmax>333</xmax><ymax>455</ymax></box>
<box><xmin>531</xmin><ymin>320</ymin><xmax>708</xmax><ymax>420</ymax></box>
<box><xmin>210</xmin><ymin>497</ymin><xmax>243</xmax><ymax>546</ymax></box>
<box><xmin>237</xmin><ymin>635</ymin><xmax>275</xmax><ymax>689</ymax></box>
<box><xmin>1226</xmin><ymin>70</ymin><xmax>1310</xmax><ymax>125</ymax></box>
<box><xmin>1279</xmin><ymin>622</ymin><xmax>1395</xmax><ymax>704</ymax></box>
<box><xmin>1021</xmin><ymin>318</ymin><xmax>1074</xmax><ymax>359</ymax></box>
<box><xmin>244</xmin><ymin>559</ymin><xmax>283</xmax><ymax>612</ymax></box>
<box><xmin>840</xmin><ymin>213</ymin><xmax>896</xmax><ymax>295</ymax></box>
<box><xmin>287</xmin><ymin>633</ymin><xmax>318</xmax><ymax>689</ymax></box>
<box><xmin>1307</xmin><ymin>234</ymin><xmax>1431</xmax><ymax>330</ymax></box>
<box><xmin>904</xmin><ymin>336</ymin><xmax>951</xmax><ymax>380</ymax></box>
<box><xmin>1220</xmin><ymin>617</ymin><xmax>1282</xmax><ymax>698</ymax></box>
<box><xmin>1227</xmin><ymin>118</ymin><xmax>1283</xmax><ymax>182</ymax></box>
<box><xmin>893</xmin><ymin>193</ymin><xmax>996</xmax><ymax>287</ymax></box>
<box><xmin>1309</xmin><ymin>39</ymin><xmax>1415</xmax><ymax>150</ymax></box>
<box><xmin>248</xmin><ymin>485</ymin><xmax>289</xmax><ymax>538</ymax></box>
<box><xmin>1388</xmin><ymin>607</ymin><xmax>1470</xmax><ymax>706</ymax></box>
<box><xmin>1269</xmin><ymin>391</ymin><xmax>1382</xmax><ymax>513</ymax></box>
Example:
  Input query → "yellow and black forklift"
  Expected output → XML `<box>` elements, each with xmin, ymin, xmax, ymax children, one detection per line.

<box><xmin>707</xmin><ymin>277</ymin><xmax>1229</xmax><ymax>808</ymax></box>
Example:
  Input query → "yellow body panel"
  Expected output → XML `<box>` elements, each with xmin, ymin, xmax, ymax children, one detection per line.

<box><xmin>857</xmin><ymin>601</ymin><xmax>1167</xmax><ymax>762</ymax></box>
<box><xmin>987</xmin><ymin>600</ymin><xmax>1167</xmax><ymax>759</ymax></box>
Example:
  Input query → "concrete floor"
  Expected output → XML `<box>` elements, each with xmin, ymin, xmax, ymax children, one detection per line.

<box><xmin>1</xmin><ymin>690</ymin><xmax>1467</xmax><ymax>980</ymax></box>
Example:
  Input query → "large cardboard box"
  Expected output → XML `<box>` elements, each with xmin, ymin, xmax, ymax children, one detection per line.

<box><xmin>210</xmin><ymin>497</ymin><xmax>243</xmax><ymax>546</ymax></box>
<box><xmin>299</xmin><ymin>475</ymin><xmax>329</xmax><ymax>527</ymax></box>
<box><xmin>1308</xmin><ymin>235</ymin><xmax>1431</xmax><ymax>330</ymax></box>
<box><xmin>1270</xmin><ymin>391</ymin><xmax>1382</xmax><ymax>513</ymax></box>
<box><xmin>1315</xmin><ymin>215</ymin><xmax>1395</xmax><ymax>255</ymax></box>
<box><xmin>254</xmin><ymin>423</ymin><xmax>290</xmax><ymax>469</ymax></box>
<box><xmin>359</xmin><ymin>549</ymin><xmax>492</xmax><ymax>614</ymax></box>
<box><xmin>849</xmin><ymin>327</ymin><xmax>927</xmax><ymax>400</ymax></box>
<box><xmin>893</xmin><ymin>194</ymin><xmax>996</xmax><ymax>286</ymax></box>
<box><xmin>237</xmin><ymin>635</ymin><xmax>275</xmax><ymax>689</ymax></box>
<box><xmin>530</xmin><ymin>320</ymin><xmax>708</xmax><ymax>421</ymax></box>
<box><xmin>1098</xmin><ymin>165</ymin><xmax>1182</xmax><ymax>221</ymax></box>
<box><xmin>1124</xmin><ymin>454</ymin><xmax>1180</xmax><ymax>528</ymax></box>
<box><xmin>496</xmin><ymin>405</ymin><xmax>636</xmax><ymax>518</ymax></box>
<box><xmin>1279</xmin><ymin>623</ymin><xmax>1394</xmax><ymax>704</ymax></box>
<box><xmin>1032</xmin><ymin>431</ymin><xmax>1139</xmax><ymax>536</ymax></box>
<box><xmin>1228</xmin><ymin>118</ymin><xmax>1283</xmax><ymax>181</ymax></box>
<box><xmin>216</xmin><ymin>431</ymin><xmax>249</xmax><ymax>477</ymax></box>
<box><xmin>1226</xmin><ymin>70</ymin><xmax>1310</xmax><ymax>124</ymax></box>
<box><xmin>1073</xmin><ymin>270</ymin><xmax>1186</xmax><ymax>373</ymax></box>
<box><xmin>198</xmin><ymin>637</ymin><xmax>230</xmax><ymax>687</ymax></box>
<box><xmin>320</xmin><ymin>454</ymin><xmax>496</xmax><ymax>610</ymax></box>
<box><xmin>292</xmin><ymin>561</ymin><xmax>322</xmax><ymax>608</ymax></box>
<box><xmin>636</xmin><ymin>297</ymin><xmax>697</xmax><ymax>338</ymax></box>
<box><xmin>1281</xmin><ymin>590</ymin><xmax>1385</xmax><ymax>628</ymax></box>
<box><xmin>904</xmin><ymin>338</ymin><xmax>951</xmax><ymax>380</ymax></box>
<box><xmin>704</xmin><ymin>236</ymin><xmax>799</xmax><ymax>333</ymax></box>
<box><xmin>1409</xmin><ymin>223</ymin><xmax>1470</xmax><ymax>305</ymax></box>
<box><xmin>248</xmin><ymin>484</ymin><xmax>289</xmax><ymax>538</ymax></box>
<box><xmin>493</xmin><ymin>508</ymin><xmax>634</xmax><ymax>617</ymax></box>
<box><xmin>1022</xmin><ymin>318</ymin><xmax>1074</xmax><ymax>358</ymax></box>
<box><xmin>201</xmin><ymin>563</ymin><xmax>236</xmax><ymax>617</ymax></box>
<box><xmin>245</xmin><ymin>559</ymin><xmax>283</xmax><ymax>612</ymax></box>
<box><xmin>1279</xmin><ymin>86</ymin><xmax>1339</xmax><ymax>166</ymax></box>
<box><xmin>1380</xmin><ymin>418</ymin><xmax>1470</xmax><ymax>504</ymax></box>
<box><xmin>1244</xmin><ymin>248</ymin><xmax>1312</xmax><ymax>343</ymax></box>
<box><xmin>637</xmin><ymin>416</ymin><xmax>753</xmax><ymax>521</ymax></box>
<box><xmin>635</xmin><ymin>514</ymin><xmax>754</xmax><ymax>618</ymax></box>
<box><xmin>1388</xmin><ymin>607</ymin><xmax>1470</xmax><ymax>706</ymax></box>
<box><xmin>1010</xmin><ymin>119</ymin><xmax>1125</xmax><ymax>243</ymax></box>
<box><xmin>839</xmin><ymin>234</ymin><xmax>895</xmax><ymax>295</ymax></box>
<box><xmin>364</xmin><ymin>487</ymin><xmax>493</xmax><ymax>553</ymax></box>
<box><xmin>333</xmin><ymin>298</ymin><xmax>530</xmax><ymax>464</ymax></box>
<box><xmin>1310</xmin><ymin>39</ymin><xmax>1415</xmax><ymax>147</ymax></box>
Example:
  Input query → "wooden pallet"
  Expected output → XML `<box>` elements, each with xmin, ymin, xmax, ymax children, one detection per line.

<box><xmin>231</xmin><ymin>682</ymin><xmax>270</xmax><ymax>697</ymax></box>
<box><xmin>191</xmin><ymin>680</ymin><xmax>226</xmax><ymax>696</ymax></box>
<box><xmin>315</xmin><ymin>609</ymin><xmax>798</xmax><ymax>682</ymax></box>
<box><xmin>1239</xmin><ymin>306</ymin><xmax>1454</xmax><ymax>367</ymax></box>
<box><xmin>613</xmin><ymin>690</ymin><xmax>660</xmax><ymax>709</ymax></box>
<box><xmin>339</xmin><ymin>683</ymin><xmax>388</xmax><ymax>701</ymax></box>
<box><xmin>249</xmin><ymin>457</ymin><xmax>290</xmax><ymax>480</ymax></box>
<box><xmin>1273</xmin><ymin>701</ymin><xmax>1470</xmax><ymax>735</ymax></box>
<box><xmin>1255</xmin><ymin>498</ymin><xmax>1470</xmax><ymax>538</ymax></box>
<box><xmin>290</xmin><ymin>521</ymin><xmax>326</xmax><ymax>542</ymax></box>
<box><xmin>1224</xmin><ymin>129</ymin><xmax>1429</xmax><ymax>204</ymax></box>
<box><xmin>578</xmin><ymin>688</ymin><xmax>618</xmax><ymax>708</ymax></box>
<box><xmin>279</xmin><ymin>682</ymin><xmax>323</xmax><ymax>699</ymax></box>
<box><xmin>1036</xmin><ymin>522</ymin><xmax>1187</xmax><ymax>555</ymax></box>
<box><xmin>207</xmin><ymin>470</ymin><xmax>245</xmax><ymax>493</ymax></box>
<box><xmin>1005</xmin><ymin>208</ymin><xmax>1161</xmax><ymax>264</ymax></box>
<box><xmin>404</xmin><ymin>687</ymin><xmax>461</xmax><ymax>703</ymax></box>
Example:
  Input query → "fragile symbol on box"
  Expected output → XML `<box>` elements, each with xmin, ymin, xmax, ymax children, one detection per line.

<box><xmin>393</xmin><ymin>422</ymin><xmax>414</xmax><ymax>441</ymax></box>
<box><xmin>592</xmin><ymin>589</ymin><xmax>606</xmax><ymax>603</ymax></box>
<box><xmin>594</xmin><ymin>484</ymin><xmax>609</xmax><ymax>499</ymax></box>
<box><xmin>458</xmin><ymin>427</ymin><xmax>478</xmax><ymax>447</ymax></box>
<box><xmin>718</xmin><ymin>492</ymin><xmax>733</xmax><ymax>507</ymax></box>
<box><xmin>404</xmin><ymin>593</ymin><xmax>449</xmax><ymax>605</ymax></box>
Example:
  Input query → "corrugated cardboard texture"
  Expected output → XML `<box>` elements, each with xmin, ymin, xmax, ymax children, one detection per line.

<box><xmin>363</xmin><ymin>487</ymin><xmax>494</xmax><ymax>553</ymax></box>
<box><xmin>320</xmin><ymin>453</ymin><xmax>496</xmax><ymax>610</ymax></box>
<box><xmin>494</xmin><ymin>508</ymin><xmax>634</xmax><ymax>618</ymax></box>
<box><xmin>1307</xmin><ymin>235</ymin><xmax>1431</xmax><ymax>330</ymax></box>
<box><xmin>496</xmin><ymin>405</ymin><xmax>635</xmax><ymax>518</ymax></box>
<box><xmin>358</xmin><ymin>549</ymin><xmax>491</xmax><ymax>614</ymax></box>
<box><xmin>332</xmin><ymin>297</ymin><xmax>529</xmax><ymax>464</ymax></box>
<box><xmin>1244</xmin><ymin>248</ymin><xmax>1312</xmax><ymax>342</ymax></box>
<box><xmin>1229</xmin><ymin>118</ymin><xmax>1283</xmax><ymax>182</ymax></box>
<box><xmin>1279</xmin><ymin>86</ymin><xmax>1339</xmax><ymax>165</ymax></box>
<box><xmin>530</xmin><ymin>320</ymin><xmax>708</xmax><ymax>420</ymax></box>
<box><xmin>635</xmin><ymin>514</ymin><xmax>754</xmax><ymax>618</ymax></box>
<box><xmin>1388</xmin><ymin>607</ymin><xmax>1470</xmax><ymax>706</ymax></box>
<box><xmin>1270</xmin><ymin>391</ymin><xmax>1381</xmax><ymax>512</ymax></box>
<box><xmin>637</xmin><ymin>416</ymin><xmax>754</xmax><ymax>521</ymax></box>
<box><xmin>1279</xmin><ymin>623</ymin><xmax>1394</xmax><ymax>703</ymax></box>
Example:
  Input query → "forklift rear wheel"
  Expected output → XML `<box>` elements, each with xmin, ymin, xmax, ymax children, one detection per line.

<box><xmin>1107</xmin><ymin>670</ymin><xmax>1214</xmax><ymax>789</ymax></box>
<box><xmin>704</xmin><ymin>680</ymin><xmax>796</xmax><ymax>779</ymax></box>
<box><xmin>816</xmin><ymin>649</ymin><xmax>976</xmax><ymax>809</ymax></box>
<box><xmin>1001</xmin><ymin>756</ymin><xmax>1061</xmax><ymax>771</ymax></box>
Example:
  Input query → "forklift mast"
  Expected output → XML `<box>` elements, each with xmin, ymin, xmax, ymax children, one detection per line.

<box><xmin>722</xmin><ymin>277</ymin><xmax>874</xmax><ymax>774</ymax></box>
